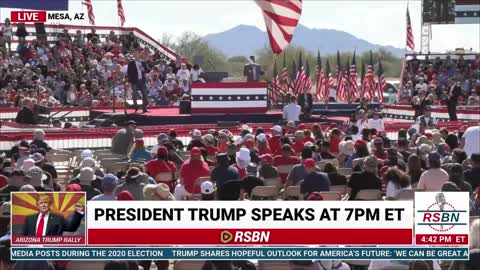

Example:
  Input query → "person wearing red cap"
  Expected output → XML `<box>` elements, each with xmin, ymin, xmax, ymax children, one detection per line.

<box><xmin>300</xmin><ymin>158</ymin><xmax>330</xmax><ymax>199</ymax></box>
<box><xmin>65</xmin><ymin>183</ymin><xmax>81</xmax><ymax>192</ymax></box>
<box><xmin>117</xmin><ymin>190</ymin><xmax>135</xmax><ymax>200</ymax></box>
<box><xmin>145</xmin><ymin>146</ymin><xmax>177</xmax><ymax>190</ymax></box>
<box><xmin>180</xmin><ymin>147</ymin><xmax>210</xmax><ymax>193</ymax></box>
<box><xmin>129</xmin><ymin>139</ymin><xmax>152</xmax><ymax>162</ymax></box>
<box><xmin>273</xmin><ymin>144</ymin><xmax>300</xmax><ymax>183</ymax></box>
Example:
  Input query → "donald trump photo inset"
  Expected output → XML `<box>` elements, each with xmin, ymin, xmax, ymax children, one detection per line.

<box><xmin>21</xmin><ymin>194</ymin><xmax>85</xmax><ymax>236</ymax></box>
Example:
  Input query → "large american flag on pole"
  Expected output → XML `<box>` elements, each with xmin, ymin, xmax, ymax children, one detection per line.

<box><xmin>336</xmin><ymin>51</ymin><xmax>345</xmax><ymax>101</ymax></box>
<box><xmin>344</xmin><ymin>57</ymin><xmax>351</xmax><ymax>103</ymax></box>
<box><xmin>304</xmin><ymin>60</ymin><xmax>312</xmax><ymax>92</ymax></box>
<box><xmin>117</xmin><ymin>0</ymin><xmax>126</xmax><ymax>27</ymax></box>
<box><xmin>360</xmin><ymin>57</ymin><xmax>370</xmax><ymax>101</ymax></box>
<box><xmin>377</xmin><ymin>59</ymin><xmax>386</xmax><ymax>104</ymax></box>
<box><xmin>315</xmin><ymin>51</ymin><xmax>324</xmax><ymax>101</ymax></box>
<box><xmin>324</xmin><ymin>59</ymin><xmax>334</xmax><ymax>103</ymax></box>
<box><xmin>365</xmin><ymin>51</ymin><xmax>376</xmax><ymax>102</ymax></box>
<box><xmin>271</xmin><ymin>60</ymin><xmax>280</xmax><ymax>104</ymax></box>
<box><xmin>406</xmin><ymin>5</ymin><xmax>415</xmax><ymax>51</ymax></box>
<box><xmin>294</xmin><ymin>52</ymin><xmax>306</xmax><ymax>95</ymax></box>
<box><xmin>256</xmin><ymin>0</ymin><xmax>303</xmax><ymax>54</ymax></box>
<box><xmin>349</xmin><ymin>51</ymin><xmax>358</xmax><ymax>103</ymax></box>
<box><xmin>82</xmin><ymin>0</ymin><xmax>95</xmax><ymax>25</ymax></box>
<box><xmin>281</xmin><ymin>53</ymin><xmax>289</xmax><ymax>93</ymax></box>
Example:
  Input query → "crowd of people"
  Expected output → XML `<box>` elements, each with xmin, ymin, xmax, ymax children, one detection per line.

<box><xmin>0</xmin><ymin>109</ymin><xmax>479</xmax><ymax>269</ymax></box>
<box><xmin>0</xmin><ymin>21</ymin><xmax>204</xmax><ymax>123</ymax></box>
<box><xmin>398</xmin><ymin>54</ymin><xmax>480</xmax><ymax>120</ymax></box>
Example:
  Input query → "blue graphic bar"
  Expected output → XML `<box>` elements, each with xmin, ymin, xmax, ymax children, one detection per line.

<box><xmin>11</xmin><ymin>247</ymin><xmax>469</xmax><ymax>260</ymax></box>
<box><xmin>0</xmin><ymin>0</ymin><xmax>68</xmax><ymax>11</ymax></box>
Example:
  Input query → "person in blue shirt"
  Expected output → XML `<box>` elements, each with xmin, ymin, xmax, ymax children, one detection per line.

<box><xmin>129</xmin><ymin>139</ymin><xmax>152</xmax><ymax>162</ymax></box>
<box><xmin>300</xmin><ymin>158</ymin><xmax>330</xmax><ymax>199</ymax></box>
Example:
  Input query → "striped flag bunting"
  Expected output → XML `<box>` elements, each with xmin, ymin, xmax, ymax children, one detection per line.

<box><xmin>406</xmin><ymin>5</ymin><xmax>415</xmax><ymax>51</ymax></box>
<box><xmin>256</xmin><ymin>0</ymin><xmax>303</xmax><ymax>54</ymax></box>
<box><xmin>315</xmin><ymin>51</ymin><xmax>325</xmax><ymax>101</ymax></box>
<box><xmin>336</xmin><ymin>51</ymin><xmax>345</xmax><ymax>101</ymax></box>
<box><xmin>377</xmin><ymin>59</ymin><xmax>386</xmax><ymax>104</ymax></box>
<box><xmin>82</xmin><ymin>0</ymin><xmax>95</xmax><ymax>25</ymax></box>
<box><xmin>117</xmin><ymin>0</ymin><xmax>126</xmax><ymax>27</ymax></box>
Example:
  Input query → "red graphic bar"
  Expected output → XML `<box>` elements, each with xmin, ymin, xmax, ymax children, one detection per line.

<box><xmin>12</xmin><ymin>235</ymin><xmax>85</xmax><ymax>246</ymax></box>
<box><xmin>88</xmin><ymin>228</ymin><xmax>413</xmax><ymax>245</ymax></box>
<box><xmin>416</xmin><ymin>234</ymin><xmax>468</xmax><ymax>245</ymax></box>
<box><xmin>10</xmin><ymin>11</ymin><xmax>47</xmax><ymax>23</ymax></box>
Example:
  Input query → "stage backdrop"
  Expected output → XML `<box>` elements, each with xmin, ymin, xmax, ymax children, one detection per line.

<box><xmin>0</xmin><ymin>0</ymin><xmax>68</xmax><ymax>11</ymax></box>
<box><xmin>191</xmin><ymin>82</ymin><xmax>268</xmax><ymax>114</ymax></box>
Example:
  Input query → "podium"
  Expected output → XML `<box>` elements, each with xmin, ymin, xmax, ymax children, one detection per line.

<box><xmin>191</xmin><ymin>82</ymin><xmax>268</xmax><ymax>114</ymax></box>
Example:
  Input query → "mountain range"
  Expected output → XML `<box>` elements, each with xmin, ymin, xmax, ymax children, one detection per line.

<box><xmin>204</xmin><ymin>24</ymin><xmax>405</xmax><ymax>57</ymax></box>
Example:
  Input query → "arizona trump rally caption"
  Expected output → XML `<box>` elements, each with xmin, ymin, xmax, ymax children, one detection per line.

<box><xmin>87</xmin><ymin>201</ymin><xmax>414</xmax><ymax>245</ymax></box>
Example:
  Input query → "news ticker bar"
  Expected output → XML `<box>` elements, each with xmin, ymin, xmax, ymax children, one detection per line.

<box><xmin>11</xmin><ymin>247</ymin><xmax>469</xmax><ymax>260</ymax></box>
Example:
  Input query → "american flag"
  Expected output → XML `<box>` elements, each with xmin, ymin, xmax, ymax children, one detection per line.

<box><xmin>377</xmin><ymin>59</ymin><xmax>386</xmax><ymax>104</ymax></box>
<box><xmin>293</xmin><ymin>52</ymin><xmax>306</xmax><ymax>95</ymax></box>
<box><xmin>117</xmin><ymin>0</ymin><xmax>126</xmax><ymax>27</ymax></box>
<box><xmin>281</xmin><ymin>53</ymin><xmax>289</xmax><ymax>93</ymax></box>
<box><xmin>336</xmin><ymin>51</ymin><xmax>345</xmax><ymax>101</ymax></box>
<box><xmin>349</xmin><ymin>51</ymin><xmax>358</xmax><ymax>103</ymax></box>
<box><xmin>315</xmin><ymin>51</ymin><xmax>324</xmax><ymax>101</ymax></box>
<box><xmin>291</xmin><ymin>58</ymin><xmax>297</xmax><ymax>92</ymax></box>
<box><xmin>256</xmin><ymin>0</ymin><xmax>303</xmax><ymax>54</ymax></box>
<box><xmin>304</xmin><ymin>60</ymin><xmax>312</xmax><ymax>92</ymax></box>
<box><xmin>406</xmin><ymin>5</ymin><xmax>415</xmax><ymax>51</ymax></box>
<box><xmin>82</xmin><ymin>0</ymin><xmax>95</xmax><ymax>25</ymax></box>
<box><xmin>323</xmin><ymin>59</ymin><xmax>334</xmax><ymax>103</ymax></box>
<box><xmin>344</xmin><ymin>57</ymin><xmax>351</xmax><ymax>103</ymax></box>
<box><xmin>365</xmin><ymin>51</ymin><xmax>376</xmax><ymax>102</ymax></box>
<box><xmin>271</xmin><ymin>60</ymin><xmax>280</xmax><ymax>104</ymax></box>
<box><xmin>360</xmin><ymin>57</ymin><xmax>370</xmax><ymax>101</ymax></box>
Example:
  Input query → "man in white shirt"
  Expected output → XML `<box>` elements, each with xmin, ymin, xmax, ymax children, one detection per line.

<box><xmin>283</xmin><ymin>95</ymin><xmax>301</xmax><ymax>121</ymax></box>
<box><xmin>21</xmin><ymin>195</ymin><xmax>84</xmax><ymax>236</ymax></box>
<box><xmin>461</xmin><ymin>125</ymin><xmax>480</xmax><ymax>158</ymax></box>
<box><xmin>367</xmin><ymin>111</ymin><xmax>385</xmax><ymax>132</ymax></box>
<box><xmin>176</xmin><ymin>63</ymin><xmax>190</xmax><ymax>95</ymax></box>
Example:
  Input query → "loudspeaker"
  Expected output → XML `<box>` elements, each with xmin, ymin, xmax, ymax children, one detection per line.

<box><xmin>34</xmin><ymin>23</ymin><xmax>47</xmax><ymax>41</ymax></box>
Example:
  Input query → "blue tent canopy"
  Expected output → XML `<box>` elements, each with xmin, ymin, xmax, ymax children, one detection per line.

<box><xmin>0</xmin><ymin>0</ymin><xmax>68</xmax><ymax>11</ymax></box>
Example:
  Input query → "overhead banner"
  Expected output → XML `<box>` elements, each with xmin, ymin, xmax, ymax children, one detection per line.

<box><xmin>87</xmin><ymin>200</ymin><xmax>414</xmax><ymax>246</ymax></box>
<box><xmin>0</xmin><ymin>0</ymin><xmax>68</xmax><ymax>11</ymax></box>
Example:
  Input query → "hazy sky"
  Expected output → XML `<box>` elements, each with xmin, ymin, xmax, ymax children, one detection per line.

<box><xmin>2</xmin><ymin>1</ymin><xmax>479</xmax><ymax>53</ymax></box>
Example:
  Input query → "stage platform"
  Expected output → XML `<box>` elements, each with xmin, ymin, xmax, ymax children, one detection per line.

<box><xmin>90</xmin><ymin>107</ymin><xmax>285</xmax><ymax>126</ymax></box>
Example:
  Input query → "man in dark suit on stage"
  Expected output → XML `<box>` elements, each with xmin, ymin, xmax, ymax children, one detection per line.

<box><xmin>297</xmin><ymin>87</ymin><xmax>313</xmax><ymax>119</ymax></box>
<box><xmin>243</xmin><ymin>56</ymin><xmax>264</xmax><ymax>82</ymax></box>
<box><xmin>127</xmin><ymin>48</ymin><xmax>150</xmax><ymax>113</ymax></box>
<box><xmin>21</xmin><ymin>195</ymin><xmax>84</xmax><ymax>236</ymax></box>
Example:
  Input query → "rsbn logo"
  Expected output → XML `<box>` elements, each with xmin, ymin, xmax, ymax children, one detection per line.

<box><xmin>417</xmin><ymin>193</ymin><xmax>466</xmax><ymax>232</ymax></box>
